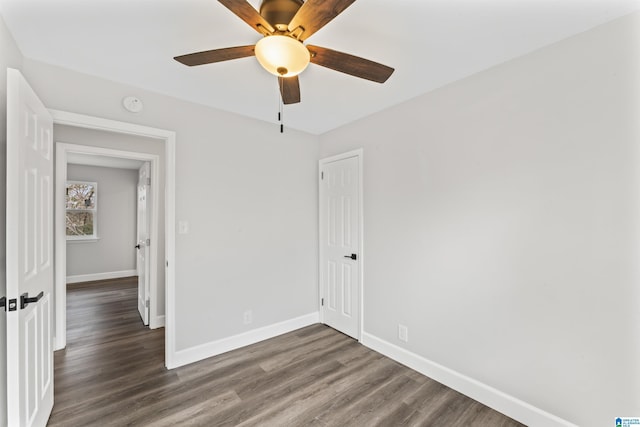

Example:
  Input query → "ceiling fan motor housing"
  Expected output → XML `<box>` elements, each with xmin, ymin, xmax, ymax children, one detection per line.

<box><xmin>259</xmin><ymin>0</ymin><xmax>303</xmax><ymax>31</ymax></box>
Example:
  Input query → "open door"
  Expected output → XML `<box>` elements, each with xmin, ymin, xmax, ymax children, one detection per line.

<box><xmin>136</xmin><ymin>162</ymin><xmax>151</xmax><ymax>325</ymax></box>
<box><xmin>6</xmin><ymin>68</ymin><xmax>54</xmax><ymax>426</ymax></box>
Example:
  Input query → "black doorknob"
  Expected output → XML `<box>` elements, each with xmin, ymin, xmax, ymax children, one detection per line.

<box><xmin>135</xmin><ymin>244</ymin><xmax>141</xmax><ymax>249</ymax></box>
<box><xmin>343</xmin><ymin>253</ymin><xmax>357</xmax><ymax>260</ymax></box>
<box><xmin>20</xmin><ymin>291</ymin><xmax>44</xmax><ymax>309</ymax></box>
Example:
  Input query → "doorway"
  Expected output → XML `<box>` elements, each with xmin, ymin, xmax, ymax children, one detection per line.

<box><xmin>51</xmin><ymin>110</ymin><xmax>178</xmax><ymax>368</ymax></box>
<box><xmin>318</xmin><ymin>149</ymin><xmax>364</xmax><ymax>340</ymax></box>
<box><xmin>64</xmin><ymin>151</ymin><xmax>155</xmax><ymax>328</ymax></box>
<box><xmin>57</xmin><ymin>144</ymin><xmax>160</xmax><ymax>342</ymax></box>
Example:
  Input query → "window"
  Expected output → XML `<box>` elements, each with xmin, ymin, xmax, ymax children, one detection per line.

<box><xmin>66</xmin><ymin>181</ymin><xmax>98</xmax><ymax>240</ymax></box>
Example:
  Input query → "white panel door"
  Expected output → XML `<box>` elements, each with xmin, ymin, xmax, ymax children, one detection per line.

<box><xmin>6</xmin><ymin>68</ymin><xmax>54</xmax><ymax>427</ymax></box>
<box><xmin>320</xmin><ymin>154</ymin><xmax>360</xmax><ymax>339</ymax></box>
<box><xmin>136</xmin><ymin>162</ymin><xmax>151</xmax><ymax>326</ymax></box>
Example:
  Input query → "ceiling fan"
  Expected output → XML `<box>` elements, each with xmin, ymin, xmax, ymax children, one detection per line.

<box><xmin>174</xmin><ymin>0</ymin><xmax>395</xmax><ymax>105</ymax></box>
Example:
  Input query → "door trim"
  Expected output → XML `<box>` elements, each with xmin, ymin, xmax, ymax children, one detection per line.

<box><xmin>50</xmin><ymin>109</ymin><xmax>178</xmax><ymax>369</ymax></box>
<box><xmin>318</xmin><ymin>148</ymin><xmax>364</xmax><ymax>340</ymax></box>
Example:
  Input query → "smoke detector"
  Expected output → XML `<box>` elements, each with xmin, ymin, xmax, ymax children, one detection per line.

<box><xmin>122</xmin><ymin>96</ymin><xmax>143</xmax><ymax>113</ymax></box>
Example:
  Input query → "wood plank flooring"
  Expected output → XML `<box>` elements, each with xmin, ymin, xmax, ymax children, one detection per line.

<box><xmin>48</xmin><ymin>277</ymin><xmax>525</xmax><ymax>426</ymax></box>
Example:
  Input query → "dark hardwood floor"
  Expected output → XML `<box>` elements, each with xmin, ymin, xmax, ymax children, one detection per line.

<box><xmin>48</xmin><ymin>277</ymin><xmax>525</xmax><ymax>426</ymax></box>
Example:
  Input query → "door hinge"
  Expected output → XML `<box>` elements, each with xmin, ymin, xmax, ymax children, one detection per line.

<box><xmin>321</xmin><ymin>171</ymin><xmax>324</xmax><ymax>180</ymax></box>
<box><xmin>146</xmin><ymin>238</ymin><xmax>151</xmax><ymax>246</ymax></box>
<box><xmin>145</xmin><ymin>299</ymin><xmax>150</xmax><ymax>308</ymax></box>
<box><xmin>146</xmin><ymin>177</ymin><xmax>151</xmax><ymax>186</ymax></box>
<box><xmin>321</xmin><ymin>298</ymin><xmax>324</xmax><ymax>306</ymax></box>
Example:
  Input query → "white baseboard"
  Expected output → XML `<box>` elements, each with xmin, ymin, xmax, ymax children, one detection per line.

<box><xmin>170</xmin><ymin>312</ymin><xmax>320</xmax><ymax>369</ymax></box>
<box><xmin>66</xmin><ymin>269</ymin><xmax>137</xmax><ymax>284</ymax></box>
<box><xmin>361</xmin><ymin>332</ymin><xmax>578</xmax><ymax>427</ymax></box>
<box><xmin>150</xmin><ymin>315</ymin><xmax>165</xmax><ymax>329</ymax></box>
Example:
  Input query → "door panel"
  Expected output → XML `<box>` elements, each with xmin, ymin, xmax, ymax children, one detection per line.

<box><xmin>137</xmin><ymin>162</ymin><xmax>151</xmax><ymax>325</ymax></box>
<box><xmin>24</xmin><ymin>308</ymin><xmax>37</xmax><ymax>424</ymax></box>
<box><xmin>320</xmin><ymin>155</ymin><xmax>360</xmax><ymax>339</ymax></box>
<box><xmin>6</xmin><ymin>68</ymin><xmax>54</xmax><ymax>427</ymax></box>
<box><xmin>342</xmin><ymin>263</ymin><xmax>352</xmax><ymax>316</ymax></box>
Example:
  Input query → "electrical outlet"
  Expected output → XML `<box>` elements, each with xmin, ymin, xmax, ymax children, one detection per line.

<box><xmin>243</xmin><ymin>310</ymin><xmax>252</xmax><ymax>325</ymax></box>
<box><xmin>398</xmin><ymin>324</ymin><xmax>408</xmax><ymax>343</ymax></box>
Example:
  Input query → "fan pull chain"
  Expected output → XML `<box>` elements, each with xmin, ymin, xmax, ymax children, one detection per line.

<box><xmin>275</xmin><ymin>80</ymin><xmax>285</xmax><ymax>134</ymax></box>
<box><xmin>278</xmin><ymin>96</ymin><xmax>284</xmax><ymax>133</ymax></box>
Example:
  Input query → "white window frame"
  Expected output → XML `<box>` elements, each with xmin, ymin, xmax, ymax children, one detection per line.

<box><xmin>65</xmin><ymin>180</ymin><xmax>98</xmax><ymax>241</ymax></box>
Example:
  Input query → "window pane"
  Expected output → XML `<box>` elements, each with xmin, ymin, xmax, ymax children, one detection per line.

<box><xmin>66</xmin><ymin>211</ymin><xmax>94</xmax><ymax>236</ymax></box>
<box><xmin>66</xmin><ymin>183</ymin><xmax>96</xmax><ymax>210</ymax></box>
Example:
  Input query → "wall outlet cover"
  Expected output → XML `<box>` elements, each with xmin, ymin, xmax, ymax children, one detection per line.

<box><xmin>243</xmin><ymin>310</ymin><xmax>252</xmax><ymax>325</ymax></box>
<box><xmin>398</xmin><ymin>324</ymin><xmax>408</xmax><ymax>342</ymax></box>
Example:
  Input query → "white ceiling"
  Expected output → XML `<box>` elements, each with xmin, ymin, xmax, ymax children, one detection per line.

<box><xmin>1</xmin><ymin>0</ymin><xmax>638</xmax><ymax>134</ymax></box>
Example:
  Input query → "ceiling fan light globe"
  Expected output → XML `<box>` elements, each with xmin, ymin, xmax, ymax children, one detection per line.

<box><xmin>255</xmin><ymin>35</ymin><xmax>310</xmax><ymax>78</ymax></box>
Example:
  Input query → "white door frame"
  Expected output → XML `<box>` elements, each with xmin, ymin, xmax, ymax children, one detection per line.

<box><xmin>50</xmin><ymin>110</ymin><xmax>178</xmax><ymax>369</ymax></box>
<box><xmin>318</xmin><ymin>148</ymin><xmax>364</xmax><ymax>340</ymax></box>
<box><xmin>57</xmin><ymin>144</ymin><xmax>159</xmax><ymax>326</ymax></box>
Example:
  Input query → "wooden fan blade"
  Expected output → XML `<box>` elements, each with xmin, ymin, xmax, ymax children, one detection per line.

<box><xmin>279</xmin><ymin>76</ymin><xmax>301</xmax><ymax>104</ymax></box>
<box><xmin>174</xmin><ymin>45</ymin><xmax>255</xmax><ymax>66</ymax></box>
<box><xmin>218</xmin><ymin>0</ymin><xmax>275</xmax><ymax>34</ymax></box>
<box><xmin>307</xmin><ymin>45</ymin><xmax>394</xmax><ymax>83</ymax></box>
<box><xmin>288</xmin><ymin>0</ymin><xmax>355</xmax><ymax>41</ymax></box>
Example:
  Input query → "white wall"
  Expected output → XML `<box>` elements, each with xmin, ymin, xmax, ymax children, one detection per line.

<box><xmin>66</xmin><ymin>164</ymin><xmax>138</xmax><ymax>280</ymax></box>
<box><xmin>22</xmin><ymin>59</ymin><xmax>320</xmax><ymax>354</ymax></box>
<box><xmin>0</xmin><ymin>15</ymin><xmax>23</xmax><ymax>427</ymax></box>
<box><xmin>319</xmin><ymin>12</ymin><xmax>640</xmax><ymax>427</ymax></box>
